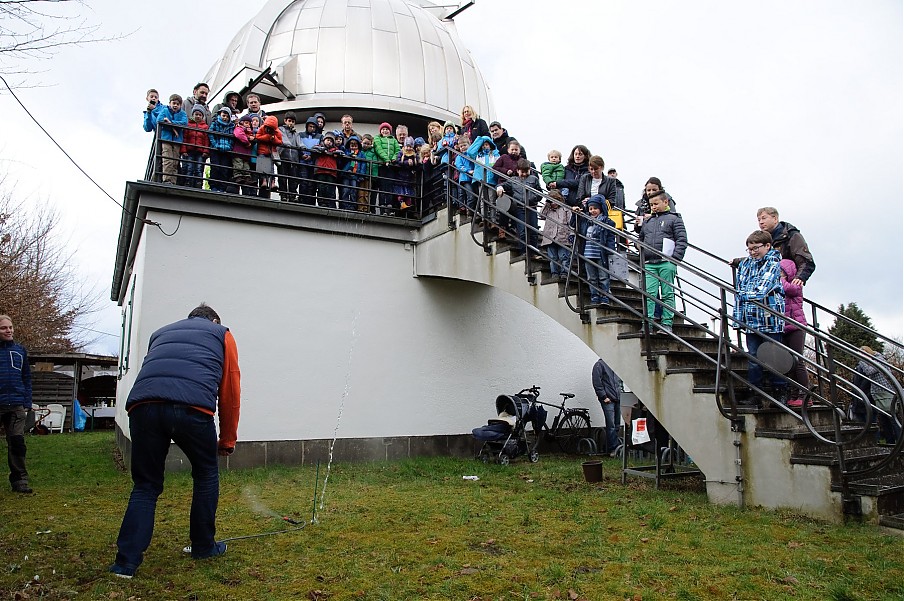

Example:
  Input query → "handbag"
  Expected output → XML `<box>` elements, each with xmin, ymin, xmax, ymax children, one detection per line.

<box><xmin>607</xmin><ymin>199</ymin><xmax>624</xmax><ymax>230</ymax></box>
<box><xmin>608</xmin><ymin>252</ymin><xmax>629</xmax><ymax>282</ymax></box>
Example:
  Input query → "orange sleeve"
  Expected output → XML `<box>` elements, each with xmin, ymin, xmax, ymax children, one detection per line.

<box><xmin>217</xmin><ymin>330</ymin><xmax>242</xmax><ymax>450</ymax></box>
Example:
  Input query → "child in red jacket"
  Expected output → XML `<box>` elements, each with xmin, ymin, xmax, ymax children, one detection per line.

<box><xmin>313</xmin><ymin>131</ymin><xmax>341</xmax><ymax>208</ymax></box>
<box><xmin>180</xmin><ymin>105</ymin><xmax>210</xmax><ymax>189</ymax></box>
<box><xmin>254</xmin><ymin>115</ymin><xmax>283</xmax><ymax>198</ymax></box>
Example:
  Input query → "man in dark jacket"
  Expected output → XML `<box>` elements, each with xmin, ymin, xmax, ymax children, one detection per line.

<box><xmin>757</xmin><ymin>207</ymin><xmax>816</xmax><ymax>285</ymax></box>
<box><xmin>109</xmin><ymin>304</ymin><xmax>241</xmax><ymax>579</ymax></box>
<box><xmin>0</xmin><ymin>315</ymin><xmax>32</xmax><ymax>494</ymax></box>
<box><xmin>607</xmin><ymin>168</ymin><xmax>626</xmax><ymax>210</ymax></box>
<box><xmin>592</xmin><ymin>358</ymin><xmax>622</xmax><ymax>456</ymax></box>
<box><xmin>489</xmin><ymin>121</ymin><xmax>528</xmax><ymax>160</ymax></box>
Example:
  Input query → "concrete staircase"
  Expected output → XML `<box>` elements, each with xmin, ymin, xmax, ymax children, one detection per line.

<box><xmin>415</xmin><ymin>210</ymin><xmax>904</xmax><ymax>528</ymax></box>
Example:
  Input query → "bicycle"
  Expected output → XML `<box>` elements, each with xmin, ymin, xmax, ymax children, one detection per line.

<box><xmin>519</xmin><ymin>387</ymin><xmax>594</xmax><ymax>455</ymax></box>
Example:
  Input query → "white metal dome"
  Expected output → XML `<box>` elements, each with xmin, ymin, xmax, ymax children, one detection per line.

<box><xmin>204</xmin><ymin>0</ymin><xmax>494</xmax><ymax>123</ymax></box>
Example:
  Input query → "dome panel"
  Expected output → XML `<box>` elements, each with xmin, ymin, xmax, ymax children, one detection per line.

<box><xmin>371</xmin><ymin>0</ymin><xmax>397</xmax><ymax>32</ymax></box>
<box><xmin>290</xmin><ymin>27</ymin><xmax>319</xmax><ymax>55</ymax></box>
<box><xmin>396</xmin><ymin>14</ymin><xmax>425</xmax><ymax>104</ymax></box>
<box><xmin>345</xmin><ymin>7</ymin><xmax>374</xmax><ymax>92</ymax></box>
<box><xmin>413</xmin><ymin>9</ymin><xmax>440</xmax><ymax>47</ymax></box>
<box><xmin>371</xmin><ymin>28</ymin><xmax>401</xmax><ymax>97</ymax></box>
<box><xmin>272</xmin><ymin>5</ymin><xmax>301</xmax><ymax>35</ymax></box>
<box><xmin>315</xmin><ymin>27</ymin><xmax>347</xmax><ymax>92</ymax></box>
<box><xmin>267</xmin><ymin>31</ymin><xmax>293</xmax><ymax>59</ymax></box>
<box><xmin>296</xmin><ymin>53</ymin><xmax>318</xmax><ymax>95</ymax></box>
<box><xmin>422</xmin><ymin>42</ymin><xmax>445</xmax><ymax>110</ymax></box>
<box><xmin>388</xmin><ymin>0</ymin><xmax>412</xmax><ymax>17</ymax></box>
<box><xmin>320</xmin><ymin>0</ymin><xmax>348</xmax><ymax>27</ymax></box>
<box><xmin>298</xmin><ymin>4</ymin><xmax>324</xmax><ymax>29</ymax></box>
<box><xmin>438</xmin><ymin>27</ymin><xmax>465</xmax><ymax>112</ymax></box>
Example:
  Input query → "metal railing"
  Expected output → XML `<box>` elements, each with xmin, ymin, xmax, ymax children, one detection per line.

<box><xmin>435</xmin><ymin>145</ymin><xmax>902</xmax><ymax>510</ymax></box>
<box><xmin>144</xmin><ymin>123</ymin><xmax>431</xmax><ymax>219</ymax></box>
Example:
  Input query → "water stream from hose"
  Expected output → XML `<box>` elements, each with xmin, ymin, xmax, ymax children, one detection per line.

<box><xmin>317</xmin><ymin>309</ymin><xmax>361</xmax><ymax>518</ymax></box>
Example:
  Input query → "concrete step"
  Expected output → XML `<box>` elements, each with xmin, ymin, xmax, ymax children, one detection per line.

<box><xmin>619</xmin><ymin>329</ymin><xmax>722</xmax><ymax>352</ymax></box>
<box><xmin>879</xmin><ymin>512</ymin><xmax>904</xmax><ymax>530</ymax></box>
<box><xmin>643</xmin><ymin>349</ymin><xmax>748</xmax><ymax>370</ymax></box>
<box><xmin>792</xmin><ymin>445</ymin><xmax>898</xmax><ymax>472</ymax></box>
<box><xmin>756</xmin><ymin>424</ymin><xmax>879</xmax><ymax>456</ymax></box>
<box><xmin>833</xmin><ymin>471</ymin><xmax>904</xmax><ymax>519</ymax></box>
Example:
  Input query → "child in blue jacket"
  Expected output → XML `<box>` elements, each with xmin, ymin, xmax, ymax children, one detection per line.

<box><xmin>467</xmin><ymin>135</ymin><xmax>500</xmax><ymax>225</ymax></box>
<box><xmin>453</xmin><ymin>135</ymin><xmax>474</xmax><ymax>212</ymax></box>
<box><xmin>340</xmin><ymin>135</ymin><xmax>367</xmax><ymax>211</ymax></box>
<box><xmin>583</xmin><ymin>196</ymin><xmax>617</xmax><ymax>305</ymax></box>
<box><xmin>148</xmin><ymin>94</ymin><xmax>188</xmax><ymax>184</ymax></box>
<box><xmin>207</xmin><ymin>107</ymin><xmax>235</xmax><ymax>193</ymax></box>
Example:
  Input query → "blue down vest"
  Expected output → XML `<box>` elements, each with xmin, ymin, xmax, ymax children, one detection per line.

<box><xmin>126</xmin><ymin>317</ymin><xmax>226</xmax><ymax>412</ymax></box>
<box><xmin>0</xmin><ymin>340</ymin><xmax>31</xmax><ymax>408</ymax></box>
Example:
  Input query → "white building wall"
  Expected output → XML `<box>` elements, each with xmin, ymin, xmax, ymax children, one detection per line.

<box><xmin>116</xmin><ymin>209</ymin><xmax>603</xmax><ymax>444</ymax></box>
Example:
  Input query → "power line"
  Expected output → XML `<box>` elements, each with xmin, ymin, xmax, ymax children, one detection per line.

<box><xmin>0</xmin><ymin>73</ymin><xmax>169</xmax><ymax>235</ymax></box>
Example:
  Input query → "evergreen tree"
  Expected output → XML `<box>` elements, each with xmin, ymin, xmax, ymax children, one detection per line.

<box><xmin>828</xmin><ymin>303</ymin><xmax>883</xmax><ymax>367</ymax></box>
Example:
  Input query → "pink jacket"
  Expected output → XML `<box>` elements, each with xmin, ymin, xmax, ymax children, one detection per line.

<box><xmin>780</xmin><ymin>259</ymin><xmax>807</xmax><ymax>332</ymax></box>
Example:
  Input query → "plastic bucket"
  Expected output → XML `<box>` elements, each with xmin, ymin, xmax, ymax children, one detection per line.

<box><xmin>582</xmin><ymin>460</ymin><xmax>603</xmax><ymax>483</ymax></box>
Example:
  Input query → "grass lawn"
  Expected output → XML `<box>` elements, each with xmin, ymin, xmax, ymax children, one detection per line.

<box><xmin>0</xmin><ymin>432</ymin><xmax>901</xmax><ymax>600</ymax></box>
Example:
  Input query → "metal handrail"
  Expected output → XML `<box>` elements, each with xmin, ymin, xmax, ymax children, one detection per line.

<box><xmin>437</xmin><ymin>145</ymin><xmax>902</xmax><ymax>491</ymax></box>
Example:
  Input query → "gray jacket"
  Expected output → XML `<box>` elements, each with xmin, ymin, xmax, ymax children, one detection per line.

<box><xmin>638</xmin><ymin>209</ymin><xmax>688</xmax><ymax>263</ymax></box>
<box><xmin>278</xmin><ymin>125</ymin><xmax>302</xmax><ymax>162</ymax></box>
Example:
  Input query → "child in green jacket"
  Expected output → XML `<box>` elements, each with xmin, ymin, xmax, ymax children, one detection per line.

<box><xmin>541</xmin><ymin>149</ymin><xmax>565</xmax><ymax>190</ymax></box>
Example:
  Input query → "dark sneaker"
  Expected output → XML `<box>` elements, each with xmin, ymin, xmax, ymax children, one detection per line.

<box><xmin>108</xmin><ymin>563</ymin><xmax>135</xmax><ymax>579</ymax></box>
<box><xmin>192</xmin><ymin>541</ymin><xmax>227</xmax><ymax>560</ymax></box>
<box><xmin>12</xmin><ymin>481</ymin><xmax>32</xmax><ymax>494</ymax></box>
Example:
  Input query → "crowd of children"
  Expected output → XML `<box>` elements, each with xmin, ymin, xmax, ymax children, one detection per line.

<box><xmin>141</xmin><ymin>86</ymin><xmax>691</xmax><ymax>318</ymax></box>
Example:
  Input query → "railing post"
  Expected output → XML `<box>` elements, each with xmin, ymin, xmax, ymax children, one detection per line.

<box><xmin>445</xmin><ymin>162</ymin><xmax>454</xmax><ymax>230</ymax></box>
<box><xmin>638</xmin><ymin>246</ymin><xmax>655</xmax><ymax>369</ymax></box>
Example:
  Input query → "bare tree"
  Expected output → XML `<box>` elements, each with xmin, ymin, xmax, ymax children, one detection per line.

<box><xmin>0</xmin><ymin>177</ymin><xmax>99</xmax><ymax>351</ymax></box>
<box><xmin>0</xmin><ymin>0</ymin><xmax>121</xmax><ymax>86</ymax></box>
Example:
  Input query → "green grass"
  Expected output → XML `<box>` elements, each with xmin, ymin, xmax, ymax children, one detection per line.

<box><xmin>1</xmin><ymin>432</ymin><xmax>902</xmax><ymax>600</ymax></box>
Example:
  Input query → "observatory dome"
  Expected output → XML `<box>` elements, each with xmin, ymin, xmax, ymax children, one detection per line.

<box><xmin>204</xmin><ymin>0</ymin><xmax>494</xmax><ymax>123</ymax></box>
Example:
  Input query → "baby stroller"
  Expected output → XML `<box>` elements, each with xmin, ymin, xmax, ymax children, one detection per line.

<box><xmin>472</xmin><ymin>387</ymin><xmax>547</xmax><ymax>465</ymax></box>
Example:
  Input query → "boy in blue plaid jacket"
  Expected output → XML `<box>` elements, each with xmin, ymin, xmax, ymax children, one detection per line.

<box><xmin>733</xmin><ymin>229</ymin><xmax>786</xmax><ymax>399</ymax></box>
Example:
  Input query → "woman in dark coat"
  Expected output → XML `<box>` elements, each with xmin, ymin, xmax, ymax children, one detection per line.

<box><xmin>547</xmin><ymin>144</ymin><xmax>591</xmax><ymax>207</ymax></box>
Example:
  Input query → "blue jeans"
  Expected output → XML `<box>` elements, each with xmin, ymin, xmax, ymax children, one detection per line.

<box><xmin>585</xmin><ymin>257</ymin><xmax>611</xmax><ymax>303</ymax></box>
<box><xmin>599</xmin><ymin>399</ymin><xmax>621</xmax><ymax>453</ymax></box>
<box><xmin>182</xmin><ymin>152</ymin><xmax>205</xmax><ymax>188</ymax></box>
<box><xmin>745</xmin><ymin>331</ymin><xmax>786</xmax><ymax>390</ymax></box>
<box><xmin>114</xmin><ymin>403</ymin><xmax>220</xmax><ymax>569</ymax></box>
<box><xmin>509</xmin><ymin>206</ymin><xmax>526</xmax><ymax>253</ymax></box>
<box><xmin>339</xmin><ymin>177</ymin><xmax>358</xmax><ymax>211</ymax></box>
<box><xmin>455</xmin><ymin>180</ymin><xmax>474</xmax><ymax>211</ymax></box>
<box><xmin>545</xmin><ymin>244</ymin><xmax>571</xmax><ymax>276</ymax></box>
<box><xmin>209</xmin><ymin>151</ymin><xmax>233</xmax><ymax>193</ymax></box>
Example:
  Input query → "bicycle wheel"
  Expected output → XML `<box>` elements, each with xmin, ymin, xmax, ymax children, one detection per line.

<box><xmin>555</xmin><ymin>411</ymin><xmax>591</xmax><ymax>454</ymax></box>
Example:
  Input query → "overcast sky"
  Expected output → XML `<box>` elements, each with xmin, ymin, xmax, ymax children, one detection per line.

<box><xmin>0</xmin><ymin>0</ymin><xmax>901</xmax><ymax>354</ymax></box>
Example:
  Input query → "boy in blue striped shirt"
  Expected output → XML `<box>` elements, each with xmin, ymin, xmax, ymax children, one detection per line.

<box><xmin>733</xmin><ymin>230</ymin><xmax>786</xmax><ymax>400</ymax></box>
